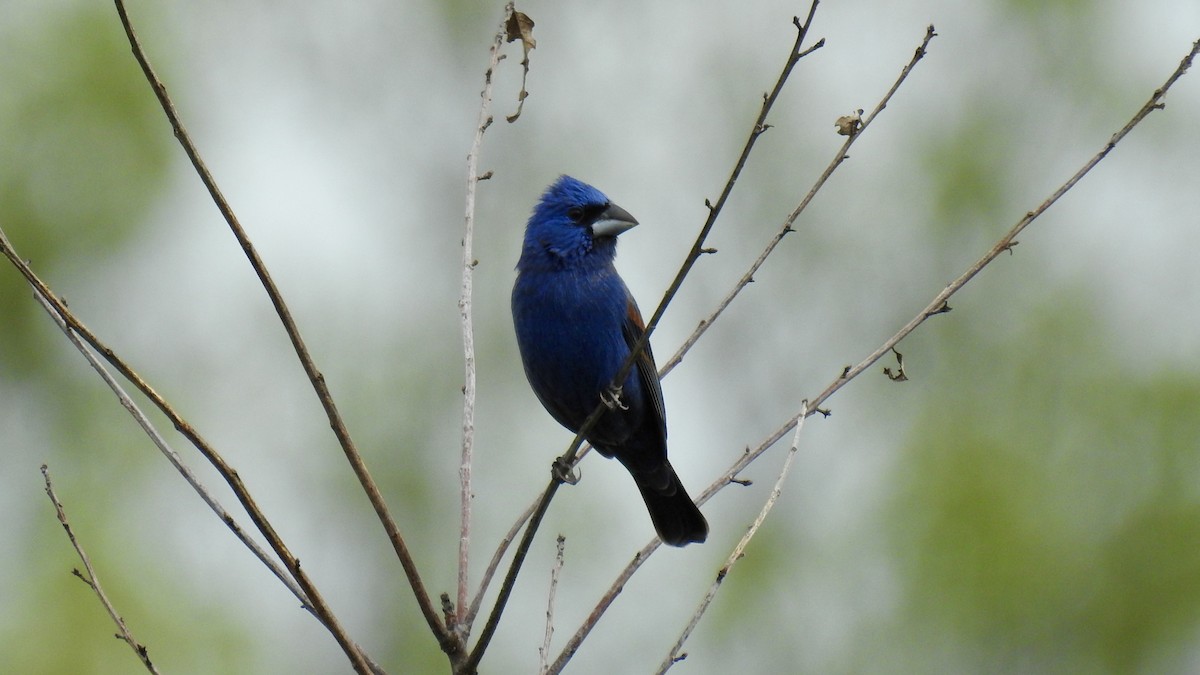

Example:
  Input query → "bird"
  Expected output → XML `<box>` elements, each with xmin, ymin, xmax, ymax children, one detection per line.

<box><xmin>511</xmin><ymin>175</ymin><xmax>708</xmax><ymax>546</ymax></box>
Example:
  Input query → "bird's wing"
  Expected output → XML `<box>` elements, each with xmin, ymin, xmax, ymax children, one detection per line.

<box><xmin>621</xmin><ymin>292</ymin><xmax>668</xmax><ymax>441</ymax></box>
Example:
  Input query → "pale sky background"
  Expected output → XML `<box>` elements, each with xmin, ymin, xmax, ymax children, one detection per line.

<box><xmin>2</xmin><ymin>0</ymin><xmax>1199</xmax><ymax>673</ymax></box>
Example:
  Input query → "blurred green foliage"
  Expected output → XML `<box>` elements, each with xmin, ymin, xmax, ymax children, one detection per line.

<box><xmin>0</xmin><ymin>4</ymin><xmax>178</xmax><ymax>674</ymax></box>
<box><xmin>883</xmin><ymin>297</ymin><xmax>1200</xmax><ymax>672</ymax></box>
<box><xmin>0</xmin><ymin>4</ymin><xmax>170</xmax><ymax>376</ymax></box>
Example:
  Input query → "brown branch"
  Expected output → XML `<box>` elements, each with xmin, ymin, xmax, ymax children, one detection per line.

<box><xmin>28</xmin><ymin>289</ymin><xmax>310</xmax><ymax>610</ymax></box>
<box><xmin>545</xmin><ymin>537</ymin><xmax>662</xmax><ymax>674</ymax></box>
<box><xmin>31</xmin><ymin>286</ymin><xmax>403</xmax><ymax>668</ymax></box>
<box><xmin>111</xmin><ymin>0</ymin><xmax>453</xmax><ymax>663</ymax></box>
<box><xmin>546</xmin><ymin>394</ymin><xmax>816</xmax><ymax>673</ymax></box>
<box><xmin>0</xmin><ymin>227</ymin><xmax>385</xmax><ymax>675</ymax></box>
<box><xmin>545</xmin><ymin>398</ymin><xmax>810</xmax><ymax>675</ymax></box>
<box><xmin>659</xmin><ymin>24</ymin><xmax>937</xmax><ymax>379</ymax></box>
<box><xmin>799</xmin><ymin>34</ymin><xmax>1200</xmax><ymax>423</ymax></box>
<box><xmin>657</xmin><ymin>403</ymin><xmax>809</xmax><ymax>673</ymax></box>
<box><xmin>41</xmin><ymin>465</ymin><xmax>161</xmax><ymax>675</ymax></box>
<box><xmin>464</xmin><ymin>6</ymin><xmax>826</xmax><ymax>672</ymax></box>
<box><xmin>619</xmin><ymin>2</ymin><xmax>825</xmax><ymax>397</ymax></box>
<box><xmin>460</xmin><ymin>469</ymin><xmax>561</xmax><ymax>674</ymax></box>
<box><xmin>464</xmin><ymin>497</ymin><xmax>537</xmax><ymax>628</ymax></box>
<box><xmin>685</xmin><ymin>31</ymin><xmax>1200</xmax><ymax>589</ymax></box>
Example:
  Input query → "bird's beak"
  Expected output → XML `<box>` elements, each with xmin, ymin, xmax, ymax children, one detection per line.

<box><xmin>591</xmin><ymin>202</ymin><xmax>639</xmax><ymax>238</ymax></box>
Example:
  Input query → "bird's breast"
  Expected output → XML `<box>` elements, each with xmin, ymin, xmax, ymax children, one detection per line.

<box><xmin>512</xmin><ymin>268</ymin><xmax>639</xmax><ymax>431</ymax></box>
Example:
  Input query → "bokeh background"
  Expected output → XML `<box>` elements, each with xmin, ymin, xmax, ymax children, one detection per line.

<box><xmin>2</xmin><ymin>0</ymin><xmax>1199</xmax><ymax>673</ymax></box>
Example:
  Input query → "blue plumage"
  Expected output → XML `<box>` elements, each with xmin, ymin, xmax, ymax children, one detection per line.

<box><xmin>512</xmin><ymin>175</ymin><xmax>708</xmax><ymax>546</ymax></box>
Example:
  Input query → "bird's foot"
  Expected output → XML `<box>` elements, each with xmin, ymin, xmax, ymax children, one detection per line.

<box><xmin>600</xmin><ymin>385</ymin><xmax>628</xmax><ymax>411</ymax></box>
<box><xmin>552</xmin><ymin>457</ymin><xmax>580</xmax><ymax>485</ymax></box>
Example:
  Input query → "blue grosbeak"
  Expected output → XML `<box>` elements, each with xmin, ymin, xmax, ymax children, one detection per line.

<box><xmin>512</xmin><ymin>175</ymin><xmax>708</xmax><ymax>546</ymax></box>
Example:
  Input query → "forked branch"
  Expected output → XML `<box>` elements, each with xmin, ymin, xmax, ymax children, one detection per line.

<box><xmin>42</xmin><ymin>465</ymin><xmax>161</xmax><ymax>675</ymax></box>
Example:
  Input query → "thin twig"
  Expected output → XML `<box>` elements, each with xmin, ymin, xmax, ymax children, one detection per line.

<box><xmin>546</xmin><ymin>538</ymin><xmax>662</xmax><ymax>674</ymax></box>
<box><xmin>797</xmin><ymin>33</ymin><xmax>1200</xmax><ymax>424</ymax></box>
<box><xmin>30</xmin><ymin>291</ymin><xmax>310</xmax><ymax>609</ymax></box>
<box><xmin>462</xmin><ymin>440</ymin><xmax>592</xmax><ymax>631</ymax></box>
<box><xmin>461</xmin><ymin>471</ymin><xmax>562</xmax><ymax>673</ymax></box>
<box><xmin>657</xmin><ymin>403</ymin><xmax>809</xmax><ymax>674</ymax></box>
<box><xmin>457</xmin><ymin>0</ymin><xmax>515</xmax><ymax>641</ymax></box>
<box><xmin>538</xmin><ymin>535</ymin><xmax>567</xmax><ymax>675</ymax></box>
<box><xmin>41</xmin><ymin>465</ymin><xmax>161</xmax><ymax>675</ymax></box>
<box><xmin>611</xmin><ymin>2</ymin><xmax>825</xmax><ymax>411</ymax></box>
<box><xmin>545</xmin><ymin>404</ymin><xmax>804</xmax><ymax>674</ymax></box>
<box><xmin>544</xmin><ymin>411</ymin><xmax>809</xmax><ymax>673</ymax></box>
<box><xmin>111</xmin><ymin>0</ymin><xmax>453</xmax><ymax>662</ymax></box>
<box><xmin>465</xmin><ymin>498</ymin><xmax>537</xmax><ymax>627</ymax></box>
<box><xmin>0</xmin><ymin>228</ymin><xmax>386</xmax><ymax>675</ymax></box>
<box><xmin>465</xmin><ymin>10</ymin><xmax>825</xmax><ymax>670</ymax></box>
<box><xmin>660</xmin><ymin>24</ymin><xmax>937</xmax><ymax>379</ymax></box>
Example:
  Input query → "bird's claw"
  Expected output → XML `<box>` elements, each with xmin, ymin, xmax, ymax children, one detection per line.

<box><xmin>552</xmin><ymin>457</ymin><xmax>580</xmax><ymax>485</ymax></box>
<box><xmin>601</xmin><ymin>385</ymin><xmax>628</xmax><ymax>411</ymax></box>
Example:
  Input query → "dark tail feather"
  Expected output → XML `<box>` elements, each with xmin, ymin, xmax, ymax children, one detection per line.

<box><xmin>630</xmin><ymin>462</ymin><xmax>708</xmax><ymax>547</ymax></box>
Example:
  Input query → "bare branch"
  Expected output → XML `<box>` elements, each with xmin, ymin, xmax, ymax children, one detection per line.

<box><xmin>465</xmin><ymin>498</ymin><xmax>537</xmax><ymax>628</ymax></box>
<box><xmin>461</xmin><ymin>470</ymin><xmax>562</xmax><ymax>673</ymax></box>
<box><xmin>614</xmin><ymin>1</ymin><xmax>826</xmax><ymax>404</ymax></box>
<box><xmin>546</xmin><ymin>537</ymin><xmax>663</xmax><ymax>674</ymax></box>
<box><xmin>42</xmin><ymin>465</ymin><xmax>161</xmax><ymax>675</ymax></box>
<box><xmin>0</xmin><ymin>227</ymin><xmax>386</xmax><ymax>675</ymax></box>
<box><xmin>456</xmin><ymin>0</ymin><xmax>517</xmax><ymax>642</ymax></box>
<box><xmin>29</xmin><ymin>290</ymin><xmax>309</xmax><ymax>610</ymax></box>
<box><xmin>696</xmin><ymin>35</ymin><xmax>1200</xmax><ymax>511</ymax></box>
<box><xmin>660</xmin><ymin>24</ymin><xmax>938</xmax><ymax>379</ymax></box>
<box><xmin>111</xmin><ymin>0</ymin><xmax>452</xmax><ymax>662</ymax></box>
<box><xmin>657</xmin><ymin>403</ymin><xmax>809</xmax><ymax>674</ymax></box>
<box><xmin>701</xmin><ymin>32</ymin><xmax>1200</xmax><ymax>554</ymax></box>
<box><xmin>800</xmin><ymin>33</ymin><xmax>1200</xmax><ymax>423</ymax></box>
<box><xmin>538</xmin><ymin>535</ymin><xmax>567</xmax><ymax>675</ymax></box>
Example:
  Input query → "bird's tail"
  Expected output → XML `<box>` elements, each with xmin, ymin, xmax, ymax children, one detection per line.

<box><xmin>628</xmin><ymin>462</ymin><xmax>708</xmax><ymax>547</ymax></box>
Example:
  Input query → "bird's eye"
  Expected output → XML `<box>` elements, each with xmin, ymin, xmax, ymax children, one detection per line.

<box><xmin>566</xmin><ymin>206</ymin><xmax>584</xmax><ymax>223</ymax></box>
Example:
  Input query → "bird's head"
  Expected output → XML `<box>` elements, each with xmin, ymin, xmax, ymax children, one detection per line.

<box><xmin>520</xmin><ymin>175</ymin><xmax>639</xmax><ymax>269</ymax></box>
